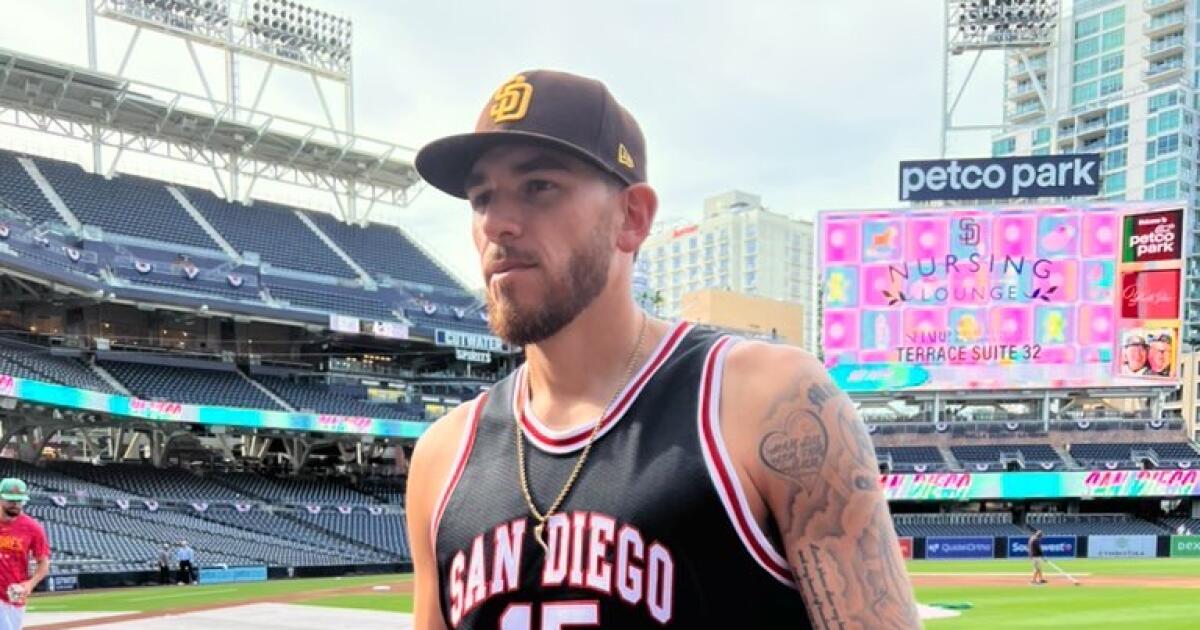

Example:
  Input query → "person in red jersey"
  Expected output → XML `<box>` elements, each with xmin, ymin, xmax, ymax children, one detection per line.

<box><xmin>0</xmin><ymin>478</ymin><xmax>49</xmax><ymax>630</ymax></box>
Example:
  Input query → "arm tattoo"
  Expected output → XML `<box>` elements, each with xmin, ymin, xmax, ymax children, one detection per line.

<box><xmin>759</xmin><ymin>380</ymin><xmax>920</xmax><ymax>629</ymax></box>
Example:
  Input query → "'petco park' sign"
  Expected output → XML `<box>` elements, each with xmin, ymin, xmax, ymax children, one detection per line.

<box><xmin>1122</xmin><ymin>209</ymin><xmax>1183</xmax><ymax>263</ymax></box>
<box><xmin>899</xmin><ymin>154</ymin><xmax>1101</xmax><ymax>201</ymax></box>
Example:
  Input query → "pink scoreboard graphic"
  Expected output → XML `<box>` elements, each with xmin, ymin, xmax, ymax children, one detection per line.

<box><xmin>819</xmin><ymin>204</ymin><xmax>1185</xmax><ymax>392</ymax></box>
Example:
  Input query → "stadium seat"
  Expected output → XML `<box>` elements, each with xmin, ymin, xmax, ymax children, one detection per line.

<box><xmin>100</xmin><ymin>360</ymin><xmax>284</xmax><ymax>411</ymax></box>
<box><xmin>33</xmin><ymin>157</ymin><xmax>219</xmax><ymax>251</ymax></box>
<box><xmin>183</xmin><ymin>189</ymin><xmax>357</xmax><ymax>278</ymax></box>
<box><xmin>0</xmin><ymin>150</ymin><xmax>63</xmax><ymax>225</ymax></box>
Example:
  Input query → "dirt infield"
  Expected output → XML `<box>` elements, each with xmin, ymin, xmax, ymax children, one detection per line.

<box><xmin>911</xmin><ymin>573</ymin><xmax>1200</xmax><ymax>589</ymax></box>
<box><xmin>30</xmin><ymin>579</ymin><xmax>415</xmax><ymax>629</ymax></box>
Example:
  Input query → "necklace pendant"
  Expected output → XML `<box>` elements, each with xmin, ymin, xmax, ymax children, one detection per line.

<box><xmin>533</xmin><ymin>521</ymin><xmax>548</xmax><ymax>552</ymax></box>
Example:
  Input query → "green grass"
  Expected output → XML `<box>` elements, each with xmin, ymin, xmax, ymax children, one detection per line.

<box><xmin>908</xmin><ymin>557</ymin><xmax>1200</xmax><ymax>576</ymax></box>
<box><xmin>27</xmin><ymin>574</ymin><xmax>411</xmax><ymax>614</ymax></box>
<box><xmin>299</xmin><ymin>593</ymin><xmax>413</xmax><ymax>612</ymax></box>
<box><xmin>911</xmin><ymin>558</ymin><xmax>1200</xmax><ymax>629</ymax></box>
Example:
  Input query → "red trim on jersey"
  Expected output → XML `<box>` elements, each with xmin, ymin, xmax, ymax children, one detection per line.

<box><xmin>431</xmin><ymin>393</ymin><xmax>488</xmax><ymax>551</ymax></box>
<box><xmin>516</xmin><ymin>321</ymin><xmax>692</xmax><ymax>454</ymax></box>
<box><xmin>697</xmin><ymin>337</ymin><xmax>796</xmax><ymax>588</ymax></box>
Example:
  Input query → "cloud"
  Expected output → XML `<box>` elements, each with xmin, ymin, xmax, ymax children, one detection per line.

<box><xmin>0</xmin><ymin>0</ymin><xmax>1000</xmax><ymax>288</ymax></box>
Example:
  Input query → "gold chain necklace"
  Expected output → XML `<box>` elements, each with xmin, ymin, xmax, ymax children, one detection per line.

<box><xmin>516</xmin><ymin>312</ymin><xmax>648</xmax><ymax>552</ymax></box>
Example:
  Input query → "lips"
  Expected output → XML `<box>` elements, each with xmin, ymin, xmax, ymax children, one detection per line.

<box><xmin>486</xmin><ymin>259</ymin><xmax>537</xmax><ymax>282</ymax></box>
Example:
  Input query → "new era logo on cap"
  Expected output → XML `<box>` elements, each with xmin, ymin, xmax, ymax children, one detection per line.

<box><xmin>415</xmin><ymin>69</ymin><xmax>647</xmax><ymax>199</ymax></box>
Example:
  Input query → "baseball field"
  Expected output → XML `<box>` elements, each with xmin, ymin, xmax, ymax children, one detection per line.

<box><xmin>20</xmin><ymin>558</ymin><xmax>1200</xmax><ymax>628</ymax></box>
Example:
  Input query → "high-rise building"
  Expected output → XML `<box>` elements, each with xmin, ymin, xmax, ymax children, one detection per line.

<box><xmin>990</xmin><ymin>0</ymin><xmax>1199</xmax><ymax>342</ymax></box>
<box><xmin>638</xmin><ymin>191</ymin><xmax>815</xmax><ymax>347</ymax></box>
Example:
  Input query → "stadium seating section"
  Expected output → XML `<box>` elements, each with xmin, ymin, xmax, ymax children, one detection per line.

<box><xmin>10</xmin><ymin>461</ymin><xmax>406</xmax><ymax>575</ymax></box>
<box><xmin>0</xmin><ymin>149</ymin><xmax>482</xmax><ymax>331</ymax></box>
<box><xmin>34</xmin><ymin>158</ymin><xmax>218</xmax><ymax>250</ymax></box>
<box><xmin>183</xmin><ymin>189</ymin><xmax>356</xmax><ymax>278</ymax></box>
<box><xmin>99</xmin><ymin>360</ymin><xmax>285</xmax><ymax>411</ymax></box>
<box><xmin>1068</xmin><ymin>442</ymin><xmax>1200</xmax><ymax>469</ymax></box>
<box><xmin>0</xmin><ymin>152</ymin><xmax>61</xmax><ymax>225</ymax></box>
<box><xmin>0</xmin><ymin>339</ymin><xmax>116</xmax><ymax>393</ymax></box>
<box><xmin>892</xmin><ymin>513</ymin><xmax>1027</xmax><ymax>537</ymax></box>
<box><xmin>1026</xmin><ymin>513</ymin><xmax>1169</xmax><ymax>535</ymax></box>
<box><xmin>876</xmin><ymin>446</ymin><xmax>947</xmax><ymax>472</ymax></box>
<box><xmin>950</xmin><ymin>444</ymin><xmax>1064</xmax><ymax>471</ymax></box>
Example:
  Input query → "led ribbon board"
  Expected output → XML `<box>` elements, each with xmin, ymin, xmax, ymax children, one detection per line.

<box><xmin>880</xmin><ymin>469</ymin><xmax>1200</xmax><ymax>501</ymax></box>
<box><xmin>0</xmin><ymin>373</ymin><xmax>428</xmax><ymax>439</ymax></box>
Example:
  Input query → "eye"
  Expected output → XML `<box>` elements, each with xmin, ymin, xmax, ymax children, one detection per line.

<box><xmin>468</xmin><ymin>190</ymin><xmax>492</xmax><ymax>212</ymax></box>
<box><xmin>524</xmin><ymin>179</ymin><xmax>557</xmax><ymax>196</ymax></box>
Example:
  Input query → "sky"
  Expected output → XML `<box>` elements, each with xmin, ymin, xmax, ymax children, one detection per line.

<box><xmin>0</xmin><ymin>0</ymin><xmax>1004</xmax><ymax>288</ymax></box>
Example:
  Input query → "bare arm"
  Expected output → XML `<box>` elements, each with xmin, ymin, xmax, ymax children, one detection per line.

<box><xmin>406</xmin><ymin>404</ymin><xmax>472</xmax><ymax>630</ymax></box>
<box><xmin>728</xmin><ymin>344</ymin><xmax>920</xmax><ymax>629</ymax></box>
<box><xmin>26</xmin><ymin>557</ymin><xmax>49</xmax><ymax>588</ymax></box>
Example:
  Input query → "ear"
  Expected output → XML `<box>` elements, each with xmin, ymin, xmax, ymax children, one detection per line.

<box><xmin>615</xmin><ymin>183</ymin><xmax>658</xmax><ymax>255</ymax></box>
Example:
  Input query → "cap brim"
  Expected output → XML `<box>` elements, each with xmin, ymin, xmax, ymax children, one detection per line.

<box><xmin>415</xmin><ymin>130</ymin><xmax>630</xmax><ymax>200</ymax></box>
<box><xmin>0</xmin><ymin>495</ymin><xmax>26</xmax><ymax>502</ymax></box>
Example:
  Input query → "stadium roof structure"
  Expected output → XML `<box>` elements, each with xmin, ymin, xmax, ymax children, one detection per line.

<box><xmin>0</xmin><ymin>47</ymin><xmax>421</xmax><ymax>211</ymax></box>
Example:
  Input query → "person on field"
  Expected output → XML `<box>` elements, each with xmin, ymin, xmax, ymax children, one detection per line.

<box><xmin>1029</xmin><ymin>530</ymin><xmax>1047</xmax><ymax>585</ymax></box>
<box><xmin>406</xmin><ymin>69</ymin><xmax>919</xmax><ymax>629</ymax></box>
<box><xmin>175</xmin><ymin>541</ymin><xmax>195</xmax><ymax>585</ymax></box>
<box><xmin>157</xmin><ymin>543</ymin><xmax>173</xmax><ymax>585</ymax></box>
<box><xmin>0</xmin><ymin>478</ymin><xmax>50</xmax><ymax>630</ymax></box>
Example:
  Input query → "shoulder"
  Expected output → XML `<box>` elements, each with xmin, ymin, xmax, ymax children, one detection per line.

<box><xmin>406</xmin><ymin>394</ymin><xmax>488</xmax><ymax>516</ymax></box>
<box><xmin>720</xmin><ymin>339</ymin><xmax>831</xmax><ymax>412</ymax></box>
<box><xmin>411</xmin><ymin>394</ymin><xmax>486</xmax><ymax>470</ymax></box>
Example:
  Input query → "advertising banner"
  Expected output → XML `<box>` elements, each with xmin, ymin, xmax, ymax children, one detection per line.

<box><xmin>46</xmin><ymin>575</ymin><xmax>78</xmax><ymax>592</ymax></box>
<box><xmin>1008</xmin><ymin>535</ymin><xmax>1077</xmax><ymax>558</ymax></box>
<box><xmin>1086</xmin><ymin>535</ymin><xmax>1157</xmax><ymax>559</ymax></box>
<box><xmin>0</xmin><ymin>373</ymin><xmax>429</xmax><ymax>439</ymax></box>
<box><xmin>819</xmin><ymin>203</ymin><xmax>1184</xmax><ymax>392</ymax></box>
<box><xmin>879</xmin><ymin>469</ymin><xmax>1200</xmax><ymax>501</ymax></box>
<box><xmin>925</xmin><ymin>537</ymin><xmax>994</xmax><ymax>560</ymax></box>
<box><xmin>897</xmin><ymin>537</ymin><xmax>913</xmax><ymax>560</ymax></box>
<box><xmin>198</xmin><ymin>566</ymin><xmax>268</xmax><ymax>584</ymax></box>
<box><xmin>898</xmin><ymin>155</ymin><xmax>1102</xmax><ymax>201</ymax></box>
<box><xmin>1169</xmin><ymin>535</ymin><xmax>1200</xmax><ymax>558</ymax></box>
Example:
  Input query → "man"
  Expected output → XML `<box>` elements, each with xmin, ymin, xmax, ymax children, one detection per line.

<box><xmin>1029</xmin><ymin>530</ymin><xmax>1047</xmax><ymax>585</ymax></box>
<box><xmin>157</xmin><ymin>543</ymin><xmax>172</xmax><ymax>585</ymax></box>
<box><xmin>1147</xmin><ymin>334</ymin><xmax>1173</xmax><ymax>377</ymax></box>
<box><xmin>175</xmin><ymin>541</ymin><xmax>194</xmax><ymax>585</ymax></box>
<box><xmin>406</xmin><ymin>70</ymin><xmax>919</xmax><ymax>629</ymax></box>
<box><xmin>1122</xmin><ymin>335</ymin><xmax>1149</xmax><ymax>375</ymax></box>
<box><xmin>0</xmin><ymin>478</ymin><xmax>50</xmax><ymax>630</ymax></box>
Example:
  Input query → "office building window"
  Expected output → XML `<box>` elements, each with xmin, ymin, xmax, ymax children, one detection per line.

<box><xmin>1072</xmin><ymin>59</ymin><xmax>1098</xmax><ymax>82</ymax></box>
<box><xmin>1103</xmin><ymin>171</ymin><xmax>1125</xmax><ymax>194</ymax></box>
<box><xmin>1105</xmin><ymin>148</ymin><xmax>1126</xmax><ymax>170</ymax></box>
<box><xmin>1098</xmin><ymin>74</ymin><xmax>1121</xmax><ymax>97</ymax></box>
<box><xmin>992</xmin><ymin>137</ymin><xmax>1016</xmax><ymax>156</ymax></box>
<box><xmin>1105</xmin><ymin>125</ymin><xmax>1127</xmax><ymax>146</ymax></box>
<box><xmin>1074</xmin><ymin>15</ymin><xmax>1100</xmax><ymax>38</ymax></box>
<box><xmin>1032</xmin><ymin>127</ymin><xmax>1051</xmax><ymax>145</ymax></box>
<box><xmin>1100</xmin><ymin>53</ymin><xmax>1123</xmax><ymax>75</ymax></box>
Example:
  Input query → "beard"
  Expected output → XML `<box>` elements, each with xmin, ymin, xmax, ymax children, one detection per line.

<box><xmin>3</xmin><ymin>506</ymin><xmax>20</xmax><ymax>518</ymax></box>
<box><xmin>486</xmin><ymin>219</ymin><xmax>613</xmax><ymax>346</ymax></box>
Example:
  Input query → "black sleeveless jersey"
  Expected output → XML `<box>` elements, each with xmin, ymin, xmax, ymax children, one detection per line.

<box><xmin>432</xmin><ymin>322</ymin><xmax>811</xmax><ymax>628</ymax></box>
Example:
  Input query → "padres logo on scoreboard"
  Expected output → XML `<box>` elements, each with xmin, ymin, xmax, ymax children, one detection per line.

<box><xmin>489</xmin><ymin>75</ymin><xmax>532</xmax><ymax>123</ymax></box>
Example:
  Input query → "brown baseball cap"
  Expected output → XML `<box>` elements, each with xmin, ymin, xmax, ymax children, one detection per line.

<box><xmin>415</xmin><ymin>70</ymin><xmax>647</xmax><ymax>199</ymax></box>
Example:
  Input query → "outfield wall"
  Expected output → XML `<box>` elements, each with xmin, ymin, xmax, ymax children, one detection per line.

<box><xmin>907</xmin><ymin>534</ymin><xmax>1197</xmax><ymax>559</ymax></box>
